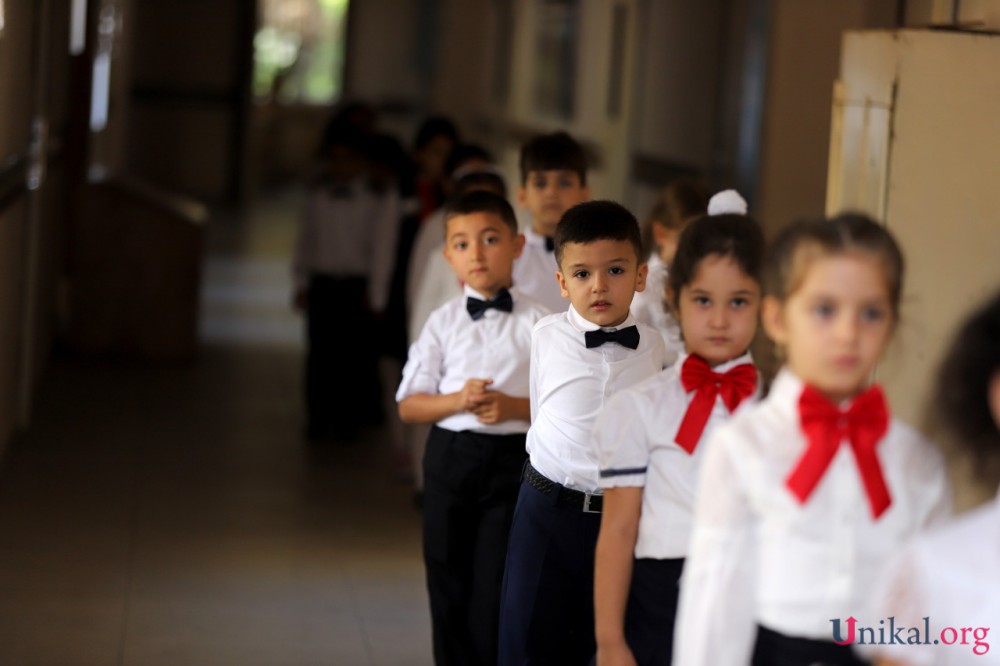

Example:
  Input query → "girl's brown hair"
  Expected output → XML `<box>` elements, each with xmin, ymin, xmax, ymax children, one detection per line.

<box><xmin>764</xmin><ymin>212</ymin><xmax>905</xmax><ymax>319</ymax></box>
<box><xmin>641</xmin><ymin>177</ymin><xmax>709</xmax><ymax>258</ymax></box>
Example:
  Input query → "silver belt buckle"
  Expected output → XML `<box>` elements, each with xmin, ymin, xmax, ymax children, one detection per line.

<box><xmin>583</xmin><ymin>492</ymin><xmax>600</xmax><ymax>514</ymax></box>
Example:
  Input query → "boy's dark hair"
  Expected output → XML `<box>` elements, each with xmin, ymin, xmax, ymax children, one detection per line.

<box><xmin>553</xmin><ymin>200</ymin><xmax>641</xmax><ymax>266</ymax></box>
<box><xmin>519</xmin><ymin>131</ymin><xmax>588</xmax><ymax>185</ymax></box>
<box><xmin>764</xmin><ymin>212</ymin><xmax>905</xmax><ymax>319</ymax></box>
<box><xmin>443</xmin><ymin>190</ymin><xmax>519</xmax><ymax>237</ymax></box>
<box><xmin>935</xmin><ymin>289</ymin><xmax>1000</xmax><ymax>482</ymax></box>
<box><xmin>667</xmin><ymin>213</ymin><xmax>765</xmax><ymax>308</ymax></box>
<box><xmin>365</xmin><ymin>133</ymin><xmax>408</xmax><ymax>172</ymax></box>
<box><xmin>330</xmin><ymin>99</ymin><xmax>376</xmax><ymax>135</ymax></box>
<box><xmin>414</xmin><ymin>115</ymin><xmax>460</xmax><ymax>151</ymax></box>
<box><xmin>453</xmin><ymin>170</ymin><xmax>508</xmax><ymax>199</ymax></box>
<box><xmin>319</xmin><ymin>119</ymin><xmax>364</xmax><ymax>156</ymax></box>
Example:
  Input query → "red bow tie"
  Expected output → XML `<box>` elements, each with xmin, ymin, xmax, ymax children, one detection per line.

<box><xmin>786</xmin><ymin>384</ymin><xmax>892</xmax><ymax>519</ymax></box>
<box><xmin>675</xmin><ymin>355</ymin><xmax>757</xmax><ymax>454</ymax></box>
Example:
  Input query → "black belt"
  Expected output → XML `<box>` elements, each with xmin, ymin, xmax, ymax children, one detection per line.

<box><xmin>523</xmin><ymin>462</ymin><xmax>603</xmax><ymax>513</ymax></box>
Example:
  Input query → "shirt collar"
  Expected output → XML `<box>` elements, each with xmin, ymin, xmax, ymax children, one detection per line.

<box><xmin>768</xmin><ymin>366</ymin><xmax>879</xmax><ymax>414</ymax></box>
<box><xmin>463</xmin><ymin>284</ymin><xmax>517</xmax><ymax>302</ymax></box>
<box><xmin>567</xmin><ymin>304</ymin><xmax>636</xmax><ymax>333</ymax></box>
<box><xmin>674</xmin><ymin>350</ymin><xmax>755</xmax><ymax>374</ymax></box>
<box><xmin>523</xmin><ymin>226</ymin><xmax>550</xmax><ymax>249</ymax></box>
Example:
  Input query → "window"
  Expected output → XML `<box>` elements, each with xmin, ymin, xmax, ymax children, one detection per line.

<box><xmin>254</xmin><ymin>0</ymin><xmax>350</xmax><ymax>105</ymax></box>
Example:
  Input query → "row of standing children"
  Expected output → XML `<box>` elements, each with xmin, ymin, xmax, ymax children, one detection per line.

<box><xmin>307</xmin><ymin>111</ymin><xmax>987</xmax><ymax>666</ymax></box>
<box><xmin>396</xmin><ymin>123</ymin><xmax>929</xmax><ymax>666</ymax></box>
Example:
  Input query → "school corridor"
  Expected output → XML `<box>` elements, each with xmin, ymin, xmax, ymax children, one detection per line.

<box><xmin>0</xmin><ymin>187</ymin><xmax>434</xmax><ymax>666</ymax></box>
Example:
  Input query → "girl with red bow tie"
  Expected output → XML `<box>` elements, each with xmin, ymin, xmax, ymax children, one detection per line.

<box><xmin>593</xmin><ymin>204</ymin><xmax>765</xmax><ymax>666</ymax></box>
<box><xmin>674</xmin><ymin>214</ymin><xmax>952</xmax><ymax>666</ymax></box>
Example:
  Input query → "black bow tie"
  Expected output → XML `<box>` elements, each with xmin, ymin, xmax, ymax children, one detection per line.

<box><xmin>544</xmin><ymin>236</ymin><xmax>555</xmax><ymax>252</ymax></box>
<box><xmin>584</xmin><ymin>325</ymin><xmax>640</xmax><ymax>350</ymax></box>
<box><xmin>466</xmin><ymin>288</ymin><xmax>514</xmax><ymax>320</ymax></box>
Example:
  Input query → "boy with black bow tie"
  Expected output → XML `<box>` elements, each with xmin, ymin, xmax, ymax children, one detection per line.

<box><xmin>498</xmin><ymin>200</ymin><xmax>668</xmax><ymax>665</ymax></box>
<box><xmin>396</xmin><ymin>190</ymin><xmax>550</xmax><ymax>666</ymax></box>
<box><xmin>512</xmin><ymin>131</ymin><xmax>591</xmax><ymax>312</ymax></box>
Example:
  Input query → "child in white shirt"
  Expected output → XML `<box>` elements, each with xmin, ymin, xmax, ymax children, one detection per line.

<box><xmin>396</xmin><ymin>190</ymin><xmax>550</xmax><ymax>666</ymax></box>
<box><xmin>511</xmin><ymin>131</ymin><xmax>591</xmax><ymax>312</ymax></box>
<box><xmin>674</xmin><ymin>213</ymin><xmax>951</xmax><ymax>666</ymax></box>
<box><xmin>593</xmin><ymin>203</ymin><xmax>765</xmax><ymax>666</ymax></box>
<box><xmin>498</xmin><ymin>200</ymin><xmax>667</xmax><ymax>666</ymax></box>
<box><xmin>862</xmin><ymin>290</ymin><xmax>1000</xmax><ymax>666</ymax></box>
<box><xmin>630</xmin><ymin>177</ymin><xmax>709</xmax><ymax>364</ymax></box>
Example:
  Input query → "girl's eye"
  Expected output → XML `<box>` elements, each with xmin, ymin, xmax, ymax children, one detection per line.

<box><xmin>813</xmin><ymin>302</ymin><xmax>836</xmax><ymax>318</ymax></box>
<box><xmin>730</xmin><ymin>297</ymin><xmax>748</xmax><ymax>308</ymax></box>
<box><xmin>454</xmin><ymin>241</ymin><xmax>468</xmax><ymax>251</ymax></box>
<box><xmin>693</xmin><ymin>296</ymin><xmax>711</xmax><ymax>306</ymax></box>
<box><xmin>861</xmin><ymin>306</ymin><xmax>886</xmax><ymax>323</ymax></box>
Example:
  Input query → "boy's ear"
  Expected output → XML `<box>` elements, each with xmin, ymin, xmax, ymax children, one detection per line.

<box><xmin>512</xmin><ymin>233</ymin><xmax>526</xmax><ymax>259</ymax></box>
<box><xmin>633</xmin><ymin>261</ymin><xmax>649</xmax><ymax>293</ymax></box>
<box><xmin>555</xmin><ymin>270</ymin><xmax>570</xmax><ymax>299</ymax></box>
<box><xmin>761</xmin><ymin>295</ymin><xmax>787</xmax><ymax>345</ymax></box>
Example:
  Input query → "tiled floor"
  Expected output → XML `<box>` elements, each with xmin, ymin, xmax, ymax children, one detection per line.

<box><xmin>0</xmin><ymin>188</ymin><xmax>432</xmax><ymax>665</ymax></box>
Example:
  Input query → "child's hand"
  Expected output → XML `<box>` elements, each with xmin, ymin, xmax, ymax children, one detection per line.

<box><xmin>456</xmin><ymin>378</ymin><xmax>493</xmax><ymax>413</ymax></box>
<box><xmin>471</xmin><ymin>390</ymin><xmax>504</xmax><ymax>424</ymax></box>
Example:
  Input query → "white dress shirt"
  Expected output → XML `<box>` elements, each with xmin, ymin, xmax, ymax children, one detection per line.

<box><xmin>408</xmin><ymin>249</ymin><xmax>462</xmax><ymax>345</ymax></box>
<box><xmin>511</xmin><ymin>227</ymin><xmax>566</xmax><ymax>313</ymax></box>
<box><xmin>594</xmin><ymin>352</ymin><xmax>759</xmax><ymax>559</ymax></box>
<box><xmin>630</xmin><ymin>253</ymin><xmax>683</xmax><ymax>365</ymax></box>
<box><xmin>406</xmin><ymin>207</ymin><xmax>446</xmax><ymax>311</ymax></box>
<box><xmin>293</xmin><ymin>178</ymin><xmax>400</xmax><ymax>312</ymax></box>
<box><xmin>674</xmin><ymin>368</ymin><xmax>952</xmax><ymax>666</ymax></box>
<box><xmin>859</xmin><ymin>492</ymin><xmax>1000</xmax><ymax>666</ymax></box>
<box><xmin>395</xmin><ymin>285</ymin><xmax>551</xmax><ymax>434</ymax></box>
<box><xmin>527</xmin><ymin>306</ymin><xmax>667</xmax><ymax>493</ymax></box>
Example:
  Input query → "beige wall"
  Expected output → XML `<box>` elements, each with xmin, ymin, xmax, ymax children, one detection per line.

<box><xmin>757</xmin><ymin>0</ymin><xmax>896</xmax><ymax>235</ymax></box>
<box><xmin>829</xmin><ymin>29</ymin><xmax>1000</xmax><ymax>433</ymax></box>
<box><xmin>345</xmin><ymin>0</ymin><xmax>422</xmax><ymax>105</ymax></box>
<box><xmin>429</xmin><ymin>0</ymin><xmax>492</xmax><ymax>131</ymax></box>
<box><xmin>632</xmin><ymin>0</ymin><xmax>724</xmax><ymax>171</ymax></box>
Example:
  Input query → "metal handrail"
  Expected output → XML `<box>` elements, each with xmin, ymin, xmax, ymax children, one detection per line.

<box><xmin>90</xmin><ymin>173</ymin><xmax>210</xmax><ymax>225</ymax></box>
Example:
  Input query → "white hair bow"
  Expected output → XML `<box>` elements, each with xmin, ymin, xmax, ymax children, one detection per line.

<box><xmin>707</xmin><ymin>189</ymin><xmax>748</xmax><ymax>216</ymax></box>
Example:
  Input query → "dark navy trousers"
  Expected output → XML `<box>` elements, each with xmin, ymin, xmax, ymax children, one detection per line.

<box><xmin>498</xmin><ymin>478</ymin><xmax>602</xmax><ymax>665</ymax></box>
<box><xmin>422</xmin><ymin>426</ymin><xmax>527</xmax><ymax>666</ymax></box>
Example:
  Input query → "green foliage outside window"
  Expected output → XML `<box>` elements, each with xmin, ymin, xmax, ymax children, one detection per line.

<box><xmin>253</xmin><ymin>0</ymin><xmax>349</xmax><ymax>105</ymax></box>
